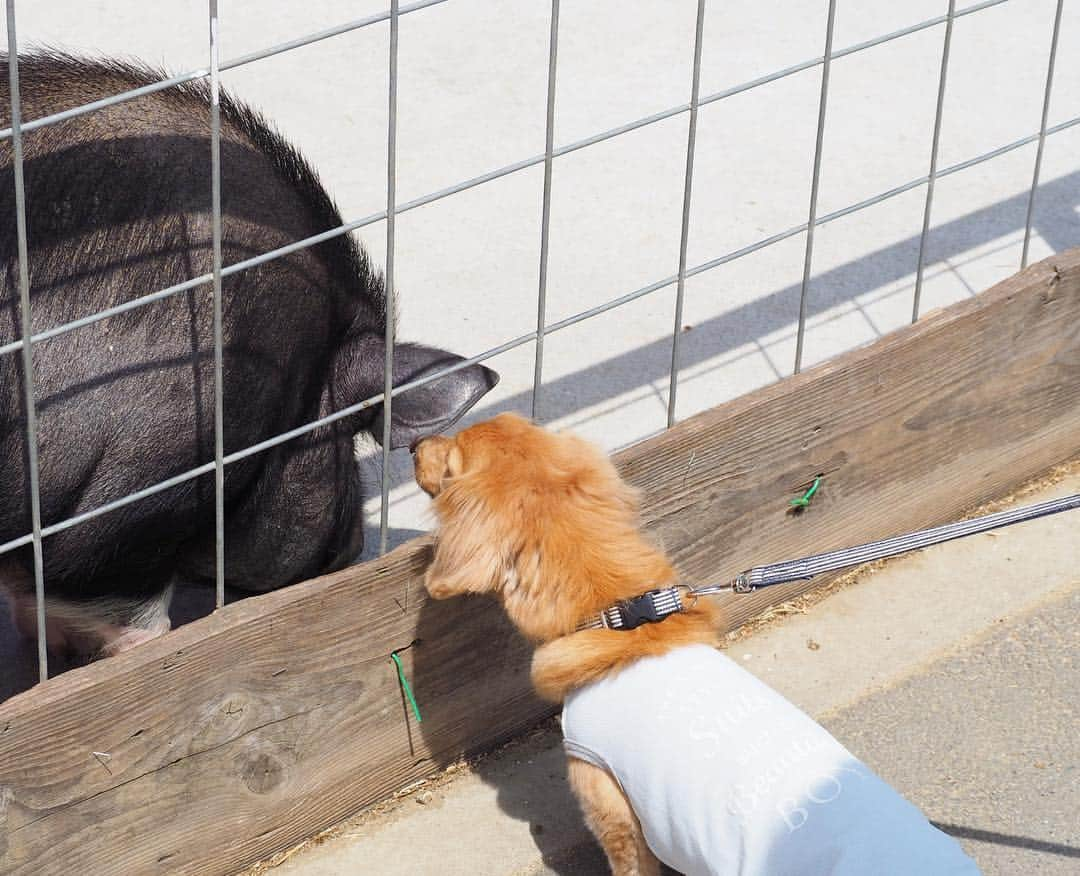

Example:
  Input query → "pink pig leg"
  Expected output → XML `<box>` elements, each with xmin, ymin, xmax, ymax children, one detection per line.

<box><xmin>3</xmin><ymin>574</ymin><xmax>172</xmax><ymax>659</ymax></box>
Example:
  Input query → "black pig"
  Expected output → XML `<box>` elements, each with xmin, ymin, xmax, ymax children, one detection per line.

<box><xmin>0</xmin><ymin>53</ymin><xmax>496</xmax><ymax>657</ymax></box>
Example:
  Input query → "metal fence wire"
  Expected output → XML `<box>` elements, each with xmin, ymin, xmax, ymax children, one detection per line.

<box><xmin>2</xmin><ymin>0</ymin><xmax>1073</xmax><ymax>683</ymax></box>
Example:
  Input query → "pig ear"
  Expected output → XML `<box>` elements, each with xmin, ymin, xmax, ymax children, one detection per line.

<box><xmin>373</xmin><ymin>343</ymin><xmax>499</xmax><ymax>449</ymax></box>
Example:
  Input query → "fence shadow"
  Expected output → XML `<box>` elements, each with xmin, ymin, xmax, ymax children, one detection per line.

<box><xmin>399</xmin><ymin>172</ymin><xmax>1080</xmax><ymax>866</ymax></box>
<box><xmin>360</xmin><ymin>170</ymin><xmax>1080</xmax><ymax>514</ymax></box>
<box><xmin>1</xmin><ymin>165</ymin><xmax>1077</xmax><ymax>873</ymax></box>
<box><xmin>397</xmin><ymin>170</ymin><xmax>1080</xmax><ymax>482</ymax></box>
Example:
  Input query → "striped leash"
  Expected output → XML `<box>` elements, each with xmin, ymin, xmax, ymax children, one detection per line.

<box><xmin>577</xmin><ymin>491</ymin><xmax>1080</xmax><ymax>631</ymax></box>
<box><xmin>690</xmin><ymin>491</ymin><xmax>1080</xmax><ymax>598</ymax></box>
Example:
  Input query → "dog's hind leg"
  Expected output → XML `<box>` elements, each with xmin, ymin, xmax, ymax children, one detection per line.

<box><xmin>568</xmin><ymin>756</ymin><xmax>659</xmax><ymax>876</ymax></box>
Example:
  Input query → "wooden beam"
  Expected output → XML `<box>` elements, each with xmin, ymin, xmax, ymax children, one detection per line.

<box><xmin>2</xmin><ymin>250</ymin><xmax>1079</xmax><ymax>875</ymax></box>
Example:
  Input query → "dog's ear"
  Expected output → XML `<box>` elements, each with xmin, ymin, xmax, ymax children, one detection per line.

<box><xmin>424</xmin><ymin>494</ymin><xmax>508</xmax><ymax>599</ymax></box>
<box><xmin>560</xmin><ymin>434</ymin><xmax>640</xmax><ymax>514</ymax></box>
<box><xmin>444</xmin><ymin>445</ymin><xmax>465</xmax><ymax>481</ymax></box>
<box><xmin>414</xmin><ymin>437</ymin><xmax>466</xmax><ymax>497</ymax></box>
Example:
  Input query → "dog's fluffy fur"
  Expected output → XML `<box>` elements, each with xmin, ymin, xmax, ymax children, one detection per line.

<box><xmin>415</xmin><ymin>412</ymin><xmax>721</xmax><ymax>875</ymax></box>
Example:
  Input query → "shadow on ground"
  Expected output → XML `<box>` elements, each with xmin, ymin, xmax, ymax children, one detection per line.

<box><xmin>2</xmin><ymin>172</ymin><xmax>1078</xmax><ymax>875</ymax></box>
<box><xmin>407</xmin><ymin>590</ymin><xmax>687</xmax><ymax>875</ymax></box>
<box><xmin>2</xmin><ymin>172</ymin><xmax>1078</xmax><ymax>876</ymax></box>
<box><xmin>393</xmin><ymin>174</ymin><xmax>1080</xmax><ymax>870</ymax></box>
<box><xmin>373</xmin><ymin>171</ymin><xmax>1080</xmax><ymax>498</ymax></box>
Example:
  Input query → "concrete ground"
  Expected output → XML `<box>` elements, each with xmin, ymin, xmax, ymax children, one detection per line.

<box><xmin>4</xmin><ymin>0</ymin><xmax>1080</xmax><ymax>699</ymax></box>
<box><xmin>244</xmin><ymin>468</ymin><xmax>1080</xmax><ymax>875</ymax></box>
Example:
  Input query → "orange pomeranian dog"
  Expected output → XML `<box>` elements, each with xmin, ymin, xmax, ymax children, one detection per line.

<box><xmin>413</xmin><ymin>413</ymin><xmax>979</xmax><ymax>876</ymax></box>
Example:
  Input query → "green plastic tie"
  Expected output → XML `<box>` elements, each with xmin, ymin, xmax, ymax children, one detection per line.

<box><xmin>391</xmin><ymin>651</ymin><xmax>422</xmax><ymax>723</ymax></box>
<box><xmin>790</xmin><ymin>475</ymin><xmax>822</xmax><ymax>508</ymax></box>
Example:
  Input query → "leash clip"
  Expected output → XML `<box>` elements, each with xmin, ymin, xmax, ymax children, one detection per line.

<box><xmin>682</xmin><ymin>571</ymin><xmax>757</xmax><ymax>600</ymax></box>
<box><xmin>732</xmin><ymin>572</ymin><xmax>755</xmax><ymax>594</ymax></box>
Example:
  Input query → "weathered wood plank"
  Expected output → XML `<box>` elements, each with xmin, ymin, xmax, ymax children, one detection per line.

<box><xmin>1</xmin><ymin>250</ymin><xmax>1078</xmax><ymax>875</ymax></box>
<box><xmin>628</xmin><ymin>250</ymin><xmax>1080</xmax><ymax>628</ymax></box>
<box><xmin>0</xmin><ymin>546</ymin><xmax>543</xmax><ymax>875</ymax></box>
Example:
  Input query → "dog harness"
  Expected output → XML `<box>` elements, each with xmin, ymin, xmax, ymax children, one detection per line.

<box><xmin>561</xmin><ymin>645</ymin><xmax>980</xmax><ymax>876</ymax></box>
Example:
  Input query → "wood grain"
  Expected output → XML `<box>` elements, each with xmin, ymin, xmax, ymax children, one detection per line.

<box><xmin>1</xmin><ymin>250</ymin><xmax>1078</xmax><ymax>875</ymax></box>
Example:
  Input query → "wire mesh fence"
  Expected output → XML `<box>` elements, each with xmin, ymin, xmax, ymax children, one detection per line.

<box><xmin>1</xmin><ymin>0</ymin><xmax>1074</xmax><ymax>684</ymax></box>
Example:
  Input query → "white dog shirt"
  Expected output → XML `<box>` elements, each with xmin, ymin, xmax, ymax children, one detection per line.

<box><xmin>561</xmin><ymin>644</ymin><xmax>980</xmax><ymax>876</ymax></box>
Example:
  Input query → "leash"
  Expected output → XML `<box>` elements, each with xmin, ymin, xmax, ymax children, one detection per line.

<box><xmin>577</xmin><ymin>491</ymin><xmax>1080</xmax><ymax>632</ymax></box>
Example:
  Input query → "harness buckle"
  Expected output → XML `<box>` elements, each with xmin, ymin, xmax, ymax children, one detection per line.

<box><xmin>610</xmin><ymin>588</ymin><xmax>684</xmax><ymax>630</ymax></box>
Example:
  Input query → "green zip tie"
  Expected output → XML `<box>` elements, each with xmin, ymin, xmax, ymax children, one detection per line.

<box><xmin>790</xmin><ymin>475</ymin><xmax>822</xmax><ymax>508</ymax></box>
<box><xmin>391</xmin><ymin>651</ymin><xmax>422</xmax><ymax>723</ymax></box>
